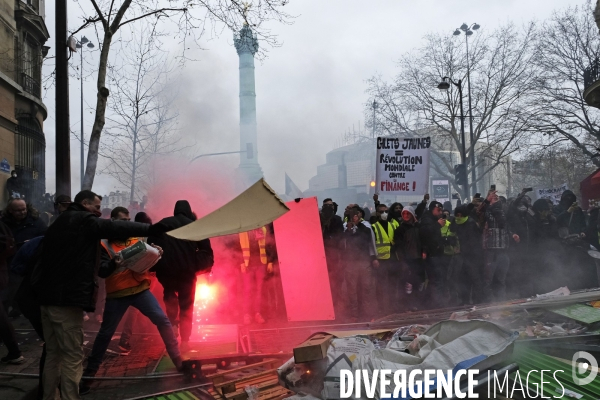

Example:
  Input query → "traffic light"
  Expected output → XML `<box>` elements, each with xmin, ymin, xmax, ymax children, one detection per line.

<box><xmin>454</xmin><ymin>164</ymin><xmax>467</xmax><ymax>186</ymax></box>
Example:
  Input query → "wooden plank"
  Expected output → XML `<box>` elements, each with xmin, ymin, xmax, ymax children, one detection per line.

<box><xmin>215</xmin><ymin>370</ymin><xmax>278</xmax><ymax>394</ymax></box>
<box><xmin>207</xmin><ymin>359</ymin><xmax>278</xmax><ymax>384</ymax></box>
<box><xmin>256</xmin><ymin>386</ymin><xmax>293</xmax><ymax>400</ymax></box>
<box><xmin>223</xmin><ymin>378</ymin><xmax>280</xmax><ymax>400</ymax></box>
<box><xmin>265</xmin><ymin>390</ymin><xmax>295</xmax><ymax>400</ymax></box>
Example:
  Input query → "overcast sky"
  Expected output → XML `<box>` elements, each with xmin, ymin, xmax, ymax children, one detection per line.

<box><xmin>41</xmin><ymin>0</ymin><xmax>585</xmax><ymax>197</ymax></box>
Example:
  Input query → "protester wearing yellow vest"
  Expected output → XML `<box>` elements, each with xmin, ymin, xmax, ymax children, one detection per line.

<box><xmin>239</xmin><ymin>226</ymin><xmax>275</xmax><ymax>325</ymax></box>
<box><xmin>82</xmin><ymin>207</ymin><xmax>182</xmax><ymax>391</ymax></box>
<box><xmin>372</xmin><ymin>203</ymin><xmax>400</xmax><ymax>316</ymax></box>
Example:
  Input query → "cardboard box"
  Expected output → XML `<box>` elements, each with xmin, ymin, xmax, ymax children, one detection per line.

<box><xmin>293</xmin><ymin>334</ymin><xmax>333</xmax><ymax>364</ymax></box>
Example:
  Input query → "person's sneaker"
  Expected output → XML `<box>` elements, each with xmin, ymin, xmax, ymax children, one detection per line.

<box><xmin>118</xmin><ymin>341</ymin><xmax>131</xmax><ymax>353</ymax></box>
<box><xmin>79</xmin><ymin>371</ymin><xmax>95</xmax><ymax>396</ymax></box>
<box><xmin>83</xmin><ymin>312</ymin><xmax>90</xmax><ymax>322</ymax></box>
<box><xmin>173</xmin><ymin>356</ymin><xmax>184</xmax><ymax>373</ymax></box>
<box><xmin>254</xmin><ymin>313</ymin><xmax>265</xmax><ymax>324</ymax></box>
<box><xmin>1</xmin><ymin>353</ymin><xmax>25</xmax><ymax>364</ymax></box>
<box><xmin>95</xmin><ymin>314</ymin><xmax>103</xmax><ymax>323</ymax></box>
<box><xmin>243</xmin><ymin>314</ymin><xmax>252</xmax><ymax>325</ymax></box>
<box><xmin>106</xmin><ymin>342</ymin><xmax>130</xmax><ymax>356</ymax></box>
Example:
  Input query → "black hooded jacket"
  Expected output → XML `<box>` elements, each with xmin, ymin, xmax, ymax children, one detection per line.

<box><xmin>34</xmin><ymin>203</ymin><xmax>151</xmax><ymax>312</ymax></box>
<box><xmin>419</xmin><ymin>210</ymin><xmax>445</xmax><ymax>257</ymax></box>
<box><xmin>553</xmin><ymin>190</ymin><xmax>586</xmax><ymax>235</ymax></box>
<box><xmin>148</xmin><ymin>200</ymin><xmax>214</xmax><ymax>283</ymax></box>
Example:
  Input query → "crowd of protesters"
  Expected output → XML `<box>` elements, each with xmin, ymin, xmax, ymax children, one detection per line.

<box><xmin>1</xmin><ymin>186</ymin><xmax>599</xmax><ymax>398</ymax></box>
<box><xmin>0</xmin><ymin>191</ymin><xmax>214</xmax><ymax>399</ymax></box>
<box><xmin>320</xmin><ymin>188</ymin><xmax>600</xmax><ymax>321</ymax></box>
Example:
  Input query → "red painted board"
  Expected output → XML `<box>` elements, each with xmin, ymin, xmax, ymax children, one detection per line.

<box><xmin>273</xmin><ymin>197</ymin><xmax>335</xmax><ymax>321</ymax></box>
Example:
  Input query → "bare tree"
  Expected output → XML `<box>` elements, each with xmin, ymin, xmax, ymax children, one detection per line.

<box><xmin>99</xmin><ymin>22</ymin><xmax>180</xmax><ymax>203</ymax></box>
<box><xmin>367</xmin><ymin>22</ymin><xmax>537</xmax><ymax>199</ymax></box>
<box><xmin>521</xmin><ymin>1</ymin><xmax>600</xmax><ymax>166</ymax></box>
<box><xmin>512</xmin><ymin>145</ymin><xmax>597</xmax><ymax>197</ymax></box>
<box><xmin>71</xmin><ymin>0</ymin><xmax>293</xmax><ymax>190</ymax></box>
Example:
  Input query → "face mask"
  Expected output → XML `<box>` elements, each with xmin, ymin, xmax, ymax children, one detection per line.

<box><xmin>455</xmin><ymin>216</ymin><xmax>468</xmax><ymax>225</ymax></box>
<box><xmin>321</xmin><ymin>206</ymin><xmax>334</xmax><ymax>218</ymax></box>
<box><xmin>12</xmin><ymin>174</ymin><xmax>16</xmax><ymax>178</ymax></box>
<box><xmin>380</xmin><ymin>212</ymin><xmax>388</xmax><ymax>221</ymax></box>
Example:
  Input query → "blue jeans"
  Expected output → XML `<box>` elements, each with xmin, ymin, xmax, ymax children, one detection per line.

<box><xmin>85</xmin><ymin>289</ymin><xmax>180</xmax><ymax>374</ymax></box>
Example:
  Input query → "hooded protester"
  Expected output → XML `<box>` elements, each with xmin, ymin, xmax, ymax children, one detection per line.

<box><xmin>342</xmin><ymin>209</ymin><xmax>376</xmax><ymax>322</ymax></box>
<box><xmin>530</xmin><ymin>199</ymin><xmax>564</xmax><ymax>293</ymax></box>
<box><xmin>419</xmin><ymin>201</ymin><xmax>447</xmax><ymax>308</ymax></box>
<box><xmin>320</xmin><ymin>198</ymin><xmax>344</xmax><ymax>317</ymax></box>
<box><xmin>553</xmin><ymin>190</ymin><xmax>593</xmax><ymax>290</ymax></box>
<box><xmin>507</xmin><ymin>192</ymin><xmax>537</xmax><ymax>298</ymax></box>
<box><xmin>443</xmin><ymin>201</ymin><xmax>453</xmax><ymax>214</ymax></box>
<box><xmin>553</xmin><ymin>190</ymin><xmax>586</xmax><ymax>236</ymax></box>
<box><xmin>388</xmin><ymin>202</ymin><xmax>404</xmax><ymax>228</ymax></box>
<box><xmin>450</xmin><ymin>206</ymin><xmax>483</xmax><ymax>305</ymax></box>
<box><xmin>393</xmin><ymin>206</ymin><xmax>423</xmax><ymax>311</ymax></box>
<box><xmin>6</xmin><ymin>170</ymin><xmax>21</xmax><ymax>198</ymax></box>
<box><xmin>148</xmin><ymin>200</ymin><xmax>214</xmax><ymax>347</ymax></box>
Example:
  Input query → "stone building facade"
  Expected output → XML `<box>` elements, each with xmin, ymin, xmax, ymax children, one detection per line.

<box><xmin>0</xmin><ymin>0</ymin><xmax>48</xmax><ymax>205</ymax></box>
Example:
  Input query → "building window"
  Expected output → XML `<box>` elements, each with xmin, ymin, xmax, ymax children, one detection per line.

<box><xmin>16</xmin><ymin>117</ymin><xmax>45</xmax><ymax>201</ymax></box>
<box><xmin>20</xmin><ymin>38</ymin><xmax>41</xmax><ymax>97</ymax></box>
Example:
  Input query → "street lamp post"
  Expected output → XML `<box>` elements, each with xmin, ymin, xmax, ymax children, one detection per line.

<box><xmin>453</xmin><ymin>23</ymin><xmax>480</xmax><ymax>196</ymax></box>
<box><xmin>438</xmin><ymin>77</ymin><xmax>468</xmax><ymax>196</ymax></box>
<box><xmin>76</xmin><ymin>36</ymin><xmax>95</xmax><ymax>190</ymax></box>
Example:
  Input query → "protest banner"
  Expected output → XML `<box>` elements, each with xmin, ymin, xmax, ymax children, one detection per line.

<box><xmin>535</xmin><ymin>183</ymin><xmax>568</xmax><ymax>205</ymax></box>
<box><xmin>376</xmin><ymin>137</ymin><xmax>431</xmax><ymax>195</ymax></box>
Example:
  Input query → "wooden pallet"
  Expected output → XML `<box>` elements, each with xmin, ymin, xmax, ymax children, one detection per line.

<box><xmin>125</xmin><ymin>356</ymin><xmax>293</xmax><ymax>400</ymax></box>
<box><xmin>206</xmin><ymin>358</ymin><xmax>293</xmax><ymax>400</ymax></box>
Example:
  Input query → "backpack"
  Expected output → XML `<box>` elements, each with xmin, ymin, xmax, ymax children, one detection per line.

<box><xmin>194</xmin><ymin>241</ymin><xmax>214</xmax><ymax>275</ymax></box>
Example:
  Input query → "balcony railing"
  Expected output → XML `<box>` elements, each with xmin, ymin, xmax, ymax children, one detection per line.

<box><xmin>21</xmin><ymin>72</ymin><xmax>41</xmax><ymax>98</ymax></box>
<box><xmin>584</xmin><ymin>58</ymin><xmax>600</xmax><ymax>90</ymax></box>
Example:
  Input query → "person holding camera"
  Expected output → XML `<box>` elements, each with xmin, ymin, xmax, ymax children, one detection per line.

<box><xmin>479</xmin><ymin>190</ymin><xmax>520</xmax><ymax>302</ymax></box>
<box><xmin>553</xmin><ymin>190</ymin><xmax>586</xmax><ymax>236</ymax></box>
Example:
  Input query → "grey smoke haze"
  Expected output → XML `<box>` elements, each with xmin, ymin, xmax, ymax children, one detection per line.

<box><xmin>43</xmin><ymin>0</ymin><xmax>582</xmax><ymax>197</ymax></box>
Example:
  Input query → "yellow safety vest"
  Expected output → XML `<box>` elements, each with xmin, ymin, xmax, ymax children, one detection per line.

<box><xmin>441</xmin><ymin>220</ymin><xmax>458</xmax><ymax>256</ymax></box>
<box><xmin>390</xmin><ymin>219</ymin><xmax>399</xmax><ymax>229</ymax></box>
<box><xmin>372</xmin><ymin>221</ymin><xmax>395</xmax><ymax>260</ymax></box>
<box><xmin>239</xmin><ymin>227</ymin><xmax>268</xmax><ymax>266</ymax></box>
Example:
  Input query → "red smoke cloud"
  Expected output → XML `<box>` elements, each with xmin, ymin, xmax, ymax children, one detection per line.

<box><xmin>141</xmin><ymin>155</ymin><xmax>252</xmax><ymax>325</ymax></box>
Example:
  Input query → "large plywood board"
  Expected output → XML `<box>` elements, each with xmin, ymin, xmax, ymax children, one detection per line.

<box><xmin>274</xmin><ymin>197</ymin><xmax>335</xmax><ymax>321</ymax></box>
